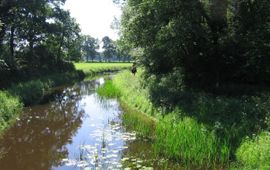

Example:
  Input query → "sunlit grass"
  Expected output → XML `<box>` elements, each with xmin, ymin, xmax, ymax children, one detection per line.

<box><xmin>97</xmin><ymin>70</ymin><xmax>230</xmax><ymax>168</ymax></box>
<box><xmin>97</xmin><ymin>80</ymin><xmax>121</xmax><ymax>98</ymax></box>
<box><xmin>155</xmin><ymin>115</ymin><xmax>229</xmax><ymax>167</ymax></box>
<box><xmin>235</xmin><ymin>131</ymin><xmax>270</xmax><ymax>169</ymax></box>
<box><xmin>74</xmin><ymin>62</ymin><xmax>132</xmax><ymax>77</ymax></box>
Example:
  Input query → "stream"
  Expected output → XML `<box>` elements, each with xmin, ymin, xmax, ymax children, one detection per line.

<box><xmin>0</xmin><ymin>76</ymin><xmax>182</xmax><ymax>170</ymax></box>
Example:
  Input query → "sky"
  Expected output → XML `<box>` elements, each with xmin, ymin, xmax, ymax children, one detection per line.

<box><xmin>64</xmin><ymin>0</ymin><xmax>122</xmax><ymax>41</ymax></box>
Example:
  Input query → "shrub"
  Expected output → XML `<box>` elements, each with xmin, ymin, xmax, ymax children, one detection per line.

<box><xmin>236</xmin><ymin>132</ymin><xmax>270</xmax><ymax>170</ymax></box>
<box><xmin>0</xmin><ymin>91</ymin><xmax>22</xmax><ymax>131</ymax></box>
<box><xmin>9</xmin><ymin>80</ymin><xmax>47</xmax><ymax>105</ymax></box>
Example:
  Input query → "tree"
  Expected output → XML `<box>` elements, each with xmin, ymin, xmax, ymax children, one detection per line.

<box><xmin>115</xmin><ymin>38</ymin><xmax>131</xmax><ymax>62</ymax></box>
<box><xmin>0</xmin><ymin>0</ymin><xmax>81</xmax><ymax>78</ymax></box>
<box><xmin>120</xmin><ymin>0</ymin><xmax>270</xmax><ymax>106</ymax></box>
<box><xmin>82</xmin><ymin>35</ymin><xmax>99</xmax><ymax>62</ymax></box>
<box><xmin>102</xmin><ymin>36</ymin><xmax>116</xmax><ymax>62</ymax></box>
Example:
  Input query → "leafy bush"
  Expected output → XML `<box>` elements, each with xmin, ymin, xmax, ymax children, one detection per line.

<box><xmin>8</xmin><ymin>71</ymin><xmax>84</xmax><ymax>106</ymax></box>
<box><xmin>9</xmin><ymin>80</ymin><xmax>48</xmax><ymax>106</ymax></box>
<box><xmin>0</xmin><ymin>91</ymin><xmax>22</xmax><ymax>131</ymax></box>
<box><xmin>236</xmin><ymin>132</ymin><xmax>270</xmax><ymax>170</ymax></box>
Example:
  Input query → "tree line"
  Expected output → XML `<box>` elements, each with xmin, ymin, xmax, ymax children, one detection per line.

<box><xmin>0</xmin><ymin>0</ymin><xmax>131</xmax><ymax>87</ymax></box>
<box><xmin>117</xmin><ymin>0</ymin><xmax>270</xmax><ymax>103</ymax></box>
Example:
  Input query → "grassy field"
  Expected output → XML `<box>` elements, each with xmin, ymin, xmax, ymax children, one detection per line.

<box><xmin>74</xmin><ymin>62</ymin><xmax>132</xmax><ymax>77</ymax></box>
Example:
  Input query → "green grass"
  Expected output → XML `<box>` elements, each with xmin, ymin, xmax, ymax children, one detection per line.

<box><xmin>97</xmin><ymin>80</ymin><xmax>121</xmax><ymax>98</ymax></box>
<box><xmin>75</xmin><ymin>62</ymin><xmax>132</xmax><ymax>77</ymax></box>
<box><xmin>0</xmin><ymin>91</ymin><xmax>22</xmax><ymax>133</ymax></box>
<box><xmin>235</xmin><ymin>131</ymin><xmax>270</xmax><ymax>170</ymax></box>
<box><xmin>155</xmin><ymin>115</ymin><xmax>229</xmax><ymax>167</ymax></box>
<box><xmin>97</xmin><ymin>70</ymin><xmax>230</xmax><ymax>168</ymax></box>
<box><xmin>120</xmin><ymin>101</ymin><xmax>156</xmax><ymax>137</ymax></box>
<box><xmin>93</xmin><ymin>69</ymin><xmax>270</xmax><ymax>168</ymax></box>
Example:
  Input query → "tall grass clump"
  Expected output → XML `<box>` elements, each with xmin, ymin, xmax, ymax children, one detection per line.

<box><xmin>97</xmin><ymin>80</ymin><xmax>121</xmax><ymax>98</ymax></box>
<box><xmin>235</xmin><ymin>131</ymin><xmax>270</xmax><ymax>170</ymax></box>
<box><xmin>0</xmin><ymin>91</ymin><xmax>22</xmax><ymax>132</ymax></box>
<box><xmin>155</xmin><ymin>115</ymin><xmax>230</xmax><ymax>167</ymax></box>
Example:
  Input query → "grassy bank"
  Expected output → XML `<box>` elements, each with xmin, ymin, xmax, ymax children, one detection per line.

<box><xmin>8</xmin><ymin>71</ymin><xmax>84</xmax><ymax>106</ymax></box>
<box><xmin>97</xmin><ymin>70</ymin><xmax>270</xmax><ymax>168</ymax></box>
<box><xmin>0</xmin><ymin>70</ymin><xmax>84</xmax><ymax>134</ymax></box>
<box><xmin>74</xmin><ymin>62</ymin><xmax>132</xmax><ymax>77</ymax></box>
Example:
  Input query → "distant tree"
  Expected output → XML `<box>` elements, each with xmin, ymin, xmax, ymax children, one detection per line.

<box><xmin>115</xmin><ymin>38</ymin><xmax>131</xmax><ymax>62</ymax></box>
<box><xmin>82</xmin><ymin>35</ymin><xmax>99</xmax><ymax>62</ymax></box>
<box><xmin>102</xmin><ymin>36</ymin><xmax>116</xmax><ymax>62</ymax></box>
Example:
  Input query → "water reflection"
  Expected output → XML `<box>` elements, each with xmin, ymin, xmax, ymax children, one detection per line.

<box><xmin>0</xmin><ymin>87</ymin><xmax>84</xmax><ymax>170</ymax></box>
<box><xmin>0</xmin><ymin>77</ymin><xmax>182</xmax><ymax>170</ymax></box>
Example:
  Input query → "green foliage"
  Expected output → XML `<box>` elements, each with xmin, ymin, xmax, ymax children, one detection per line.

<box><xmin>8</xmin><ymin>71</ymin><xmax>84</xmax><ymax>106</ymax></box>
<box><xmin>111</xmin><ymin>71</ymin><xmax>270</xmax><ymax>167</ymax></box>
<box><xmin>0</xmin><ymin>0</ymin><xmax>82</xmax><ymax>85</ymax></box>
<box><xmin>97</xmin><ymin>80</ymin><xmax>121</xmax><ymax>98</ymax></box>
<box><xmin>120</xmin><ymin>0</ymin><xmax>270</xmax><ymax>93</ymax></box>
<box><xmin>111</xmin><ymin>71</ymin><xmax>230</xmax><ymax>167</ymax></box>
<box><xmin>9</xmin><ymin>80</ymin><xmax>48</xmax><ymax>106</ymax></box>
<box><xmin>236</xmin><ymin>132</ymin><xmax>270</xmax><ymax>170</ymax></box>
<box><xmin>82</xmin><ymin>35</ymin><xmax>99</xmax><ymax>61</ymax></box>
<box><xmin>155</xmin><ymin>116</ymin><xmax>230</xmax><ymax>167</ymax></box>
<box><xmin>0</xmin><ymin>91</ymin><xmax>22</xmax><ymax>132</ymax></box>
<box><xmin>102</xmin><ymin>36</ymin><xmax>116</xmax><ymax>61</ymax></box>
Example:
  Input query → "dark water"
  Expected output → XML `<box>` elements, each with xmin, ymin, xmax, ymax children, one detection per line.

<box><xmin>0</xmin><ymin>77</ymin><xmax>182</xmax><ymax>170</ymax></box>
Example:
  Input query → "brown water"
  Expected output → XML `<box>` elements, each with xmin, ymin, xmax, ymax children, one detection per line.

<box><xmin>0</xmin><ymin>77</ymin><xmax>182</xmax><ymax>170</ymax></box>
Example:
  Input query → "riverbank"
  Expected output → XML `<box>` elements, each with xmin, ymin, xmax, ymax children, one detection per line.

<box><xmin>0</xmin><ymin>62</ymin><xmax>131</xmax><ymax>134</ymax></box>
<box><xmin>97</xmin><ymin>70</ymin><xmax>270</xmax><ymax>169</ymax></box>
<box><xmin>0</xmin><ymin>70</ymin><xmax>84</xmax><ymax>134</ymax></box>
<box><xmin>74</xmin><ymin>62</ymin><xmax>132</xmax><ymax>77</ymax></box>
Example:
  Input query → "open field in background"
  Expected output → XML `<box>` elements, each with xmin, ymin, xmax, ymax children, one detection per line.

<box><xmin>74</xmin><ymin>62</ymin><xmax>132</xmax><ymax>77</ymax></box>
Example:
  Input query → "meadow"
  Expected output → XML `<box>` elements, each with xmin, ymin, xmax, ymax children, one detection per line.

<box><xmin>74</xmin><ymin>62</ymin><xmax>132</xmax><ymax>77</ymax></box>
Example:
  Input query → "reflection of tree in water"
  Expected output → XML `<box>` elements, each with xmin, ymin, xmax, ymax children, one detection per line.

<box><xmin>0</xmin><ymin>86</ymin><xmax>85</xmax><ymax>170</ymax></box>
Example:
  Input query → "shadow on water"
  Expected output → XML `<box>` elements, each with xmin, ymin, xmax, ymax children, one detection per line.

<box><xmin>0</xmin><ymin>76</ymin><xmax>183</xmax><ymax>170</ymax></box>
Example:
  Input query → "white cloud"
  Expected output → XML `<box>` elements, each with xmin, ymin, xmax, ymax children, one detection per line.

<box><xmin>64</xmin><ymin>0</ymin><xmax>122</xmax><ymax>41</ymax></box>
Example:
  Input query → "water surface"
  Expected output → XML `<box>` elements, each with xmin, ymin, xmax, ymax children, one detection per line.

<box><xmin>0</xmin><ymin>77</ymin><xmax>182</xmax><ymax>170</ymax></box>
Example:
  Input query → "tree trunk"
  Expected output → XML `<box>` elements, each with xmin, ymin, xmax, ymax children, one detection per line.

<box><xmin>9</xmin><ymin>25</ymin><xmax>15</xmax><ymax>66</ymax></box>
